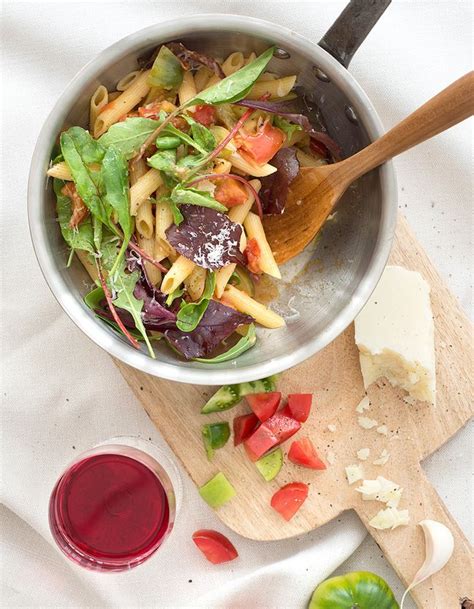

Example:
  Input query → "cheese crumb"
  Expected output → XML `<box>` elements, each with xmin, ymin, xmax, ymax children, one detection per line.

<box><xmin>345</xmin><ymin>464</ymin><xmax>364</xmax><ymax>485</ymax></box>
<box><xmin>356</xmin><ymin>476</ymin><xmax>402</xmax><ymax>508</ymax></box>
<box><xmin>327</xmin><ymin>424</ymin><xmax>337</xmax><ymax>432</ymax></box>
<box><xmin>373</xmin><ymin>449</ymin><xmax>390</xmax><ymax>466</ymax></box>
<box><xmin>355</xmin><ymin>396</ymin><xmax>370</xmax><ymax>413</ymax></box>
<box><xmin>369</xmin><ymin>507</ymin><xmax>410</xmax><ymax>530</ymax></box>
<box><xmin>357</xmin><ymin>448</ymin><xmax>370</xmax><ymax>461</ymax></box>
<box><xmin>326</xmin><ymin>450</ymin><xmax>336</xmax><ymax>465</ymax></box>
<box><xmin>358</xmin><ymin>416</ymin><xmax>378</xmax><ymax>430</ymax></box>
<box><xmin>377</xmin><ymin>425</ymin><xmax>388</xmax><ymax>436</ymax></box>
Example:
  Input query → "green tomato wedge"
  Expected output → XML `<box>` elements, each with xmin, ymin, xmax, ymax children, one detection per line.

<box><xmin>201</xmin><ymin>375</ymin><xmax>279</xmax><ymax>414</ymax></box>
<box><xmin>255</xmin><ymin>448</ymin><xmax>283</xmax><ymax>481</ymax></box>
<box><xmin>202</xmin><ymin>422</ymin><xmax>230</xmax><ymax>460</ymax></box>
<box><xmin>199</xmin><ymin>472</ymin><xmax>236</xmax><ymax>508</ymax></box>
<box><xmin>309</xmin><ymin>572</ymin><xmax>399</xmax><ymax>609</ymax></box>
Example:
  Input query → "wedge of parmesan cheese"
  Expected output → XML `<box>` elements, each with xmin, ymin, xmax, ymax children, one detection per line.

<box><xmin>354</xmin><ymin>266</ymin><xmax>436</xmax><ymax>404</ymax></box>
<box><xmin>369</xmin><ymin>507</ymin><xmax>410</xmax><ymax>530</ymax></box>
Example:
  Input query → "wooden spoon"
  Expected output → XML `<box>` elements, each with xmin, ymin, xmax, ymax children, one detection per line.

<box><xmin>263</xmin><ymin>71</ymin><xmax>474</xmax><ymax>264</ymax></box>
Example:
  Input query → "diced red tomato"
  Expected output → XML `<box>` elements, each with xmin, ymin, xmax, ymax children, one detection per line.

<box><xmin>244</xmin><ymin>411</ymin><xmax>301</xmax><ymax>459</ymax></box>
<box><xmin>287</xmin><ymin>394</ymin><xmax>313</xmax><ymax>422</ymax></box>
<box><xmin>240</xmin><ymin>121</ymin><xmax>285</xmax><ymax>165</ymax></box>
<box><xmin>244</xmin><ymin>442</ymin><xmax>261</xmax><ymax>462</ymax></box>
<box><xmin>288</xmin><ymin>438</ymin><xmax>326</xmax><ymax>470</ymax></box>
<box><xmin>279</xmin><ymin>404</ymin><xmax>292</xmax><ymax>418</ymax></box>
<box><xmin>192</xmin><ymin>530</ymin><xmax>238</xmax><ymax>564</ymax></box>
<box><xmin>138</xmin><ymin>100</ymin><xmax>177</xmax><ymax>119</ymax></box>
<box><xmin>233</xmin><ymin>413</ymin><xmax>259</xmax><ymax>446</ymax></box>
<box><xmin>192</xmin><ymin>104</ymin><xmax>217</xmax><ymax>127</ymax></box>
<box><xmin>246</xmin><ymin>392</ymin><xmax>281</xmax><ymax>422</ymax></box>
<box><xmin>245</xmin><ymin>238</ymin><xmax>261</xmax><ymax>274</ymax></box>
<box><xmin>270</xmin><ymin>482</ymin><xmax>309</xmax><ymax>521</ymax></box>
<box><xmin>214</xmin><ymin>178</ymin><xmax>248</xmax><ymax>208</ymax></box>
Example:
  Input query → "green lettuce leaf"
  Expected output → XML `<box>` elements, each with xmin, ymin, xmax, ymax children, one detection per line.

<box><xmin>54</xmin><ymin>179</ymin><xmax>95</xmax><ymax>255</ymax></box>
<box><xmin>98</xmin><ymin>117</ymin><xmax>160</xmax><ymax>159</ymax></box>
<box><xmin>274</xmin><ymin>115</ymin><xmax>302</xmax><ymax>141</ymax></box>
<box><xmin>147</xmin><ymin>149</ymin><xmax>177</xmax><ymax>173</ymax></box>
<box><xmin>149</xmin><ymin>45</ymin><xmax>183</xmax><ymax>90</ymax></box>
<box><xmin>176</xmin><ymin>272</ymin><xmax>216</xmax><ymax>332</ymax></box>
<box><xmin>194</xmin><ymin>324</ymin><xmax>257</xmax><ymax>363</ymax></box>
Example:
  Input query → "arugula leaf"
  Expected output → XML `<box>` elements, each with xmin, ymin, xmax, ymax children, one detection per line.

<box><xmin>149</xmin><ymin>45</ymin><xmax>183</xmax><ymax>89</ymax></box>
<box><xmin>98</xmin><ymin>233</ymin><xmax>121</xmax><ymax>272</ymax></box>
<box><xmin>148</xmin><ymin>149</ymin><xmax>177</xmax><ymax>173</ymax></box>
<box><xmin>274</xmin><ymin>115</ymin><xmax>302</xmax><ymax>141</ymax></box>
<box><xmin>84</xmin><ymin>287</ymin><xmax>143</xmax><ymax>339</ymax></box>
<box><xmin>156</xmin><ymin>135</ymin><xmax>182</xmax><ymax>150</ymax></box>
<box><xmin>170</xmin><ymin>185</ymin><xmax>227</xmax><ymax>213</ymax></box>
<box><xmin>110</xmin><ymin>266</ymin><xmax>155</xmax><ymax>358</ymax></box>
<box><xmin>60</xmin><ymin>127</ymin><xmax>110</xmax><ymax>226</ymax></box>
<box><xmin>176</xmin><ymin>272</ymin><xmax>216</xmax><ymax>332</ymax></box>
<box><xmin>166</xmin><ymin>286</ymin><xmax>185</xmax><ymax>306</ymax></box>
<box><xmin>184</xmin><ymin>47</ymin><xmax>274</xmax><ymax>107</ymax></box>
<box><xmin>183</xmin><ymin>116</ymin><xmax>216</xmax><ymax>152</ymax></box>
<box><xmin>98</xmin><ymin>117</ymin><xmax>159</xmax><ymax>159</ymax></box>
<box><xmin>54</xmin><ymin>179</ymin><xmax>95</xmax><ymax>255</ymax></box>
<box><xmin>161</xmin><ymin>122</ymin><xmax>209</xmax><ymax>155</ymax></box>
<box><xmin>193</xmin><ymin>324</ymin><xmax>256</xmax><ymax>362</ymax></box>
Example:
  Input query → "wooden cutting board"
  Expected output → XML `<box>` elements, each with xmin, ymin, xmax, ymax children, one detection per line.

<box><xmin>115</xmin><ymin>215</ymin><xmax>473</xmax><ymax>609</ymax></box>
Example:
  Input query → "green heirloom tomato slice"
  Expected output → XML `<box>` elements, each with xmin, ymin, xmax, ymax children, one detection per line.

<box><xmin>202</xmin><ymin>422</ymin><xmax>230</xmax><ymax>460</ymax></box>
<box><xmin>255</xmin><ymin>448</ymin><xmax>283</xmax><ymax>481</ymax></box>
<box><xmin>308</xmin><ymin>571</ymin><xmax>399</xmax><ymax>609</ymax></box>
<box><xmin>201</xmin><ymin>375</ymin><xmax>279</xmax><ymax>414</ymax></box>
<box><xmin>199</xmin><ymin>472</ymin><xmax>236</xmax><ymax>508</ymax></box>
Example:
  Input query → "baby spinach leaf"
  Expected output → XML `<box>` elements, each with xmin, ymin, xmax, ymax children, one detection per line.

<box><xmin>54</xmin><ymin>179</ymin><xmax>95</xmax><ymax>254</ymax></box>
<box><xmin>193</xmin><ymin>324</ymin><xmax>256</xmax><ymax>362</ymax></box>
<box><xmin>98</xmin><ymin>117</ymin><xmax>159</xmax><ymax>159</ymax></box>
<box><xmin>92</xmin><ymin>215</ymin><xmax>103</xmax><ymax>251</ymax></box>
<box><xmin>183</xmin><ymin>116</ymin><xmax>216</xmax><ymax>152</ymax></box>
<box><xmin>149</xmin><ymin>45</ymin><xmax>183</xmax><ymax>90</ymax></box>
<box><xmin>60</xmin><ymin>127</ymin><xmax>110</xmax><ymax>226</ymax></box>
<box><xmin>155</xmin><ymin>135</ymin><xmax>182</xmax><ymax>150</ymax></box>
<box><xmin>170</xmin><ymin>185</ymin><xmax>227</xmax><ymax>213</ymax></box>
<box><xmin>184</xmin><ymin>47</ymin><xmax>274</xmax><ymax>107</ymax></box>
<box><xmin>147</xmin><ymin>149</ymin><xmax>177</xmax><ymax>173</ymax></box>
<box><xmin>162</xmin><ymin>122</ymin><xmax>209</xmax><ymax>155</ymax></box>
<box><xmin>110</xmin><ymin>266</ymin><xmax>155</xmax><ymax>358</ymax></box>
<box><xmin>176</xmin><ymin>272</ymin><xmax>216</xmax><ymax>332</ymax></box>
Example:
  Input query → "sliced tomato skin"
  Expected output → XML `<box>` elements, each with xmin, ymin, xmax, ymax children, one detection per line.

<box><xmin>246</xmin><ymin>392</ymin><xmax>281</xmax><ymax>422</ymax></box>
<box><xmin>288</xmin><ymin>438</ymin><xmax>326</xmax><ymax>470</ymax></box>
<box><xmin>240</xmin><ymin>121</ymin><xmax>285</xmax><ymax>165</ymax></box>
<box><xmin>270</xmin><ymin>482</ymin><xmax>309</xmax><ymax>521</ymax></box>
<box><xmin>244</xmin><ymin>424</ymin><xmax>279</xmax><ymax>460</ymax></box>
<box><xmin>192</xmin><ymin>530</ymin><xmax>238</xmax><ymax>564</ymax></box>
<box><xmin>214</xmin><ymin>177</ymin><xmax>248</xmax><ymax>207</ymax></box>
<box><xmin>192</xmin><ymin>104</ymin><xmax>217</xmax><ymax>127</ymax></box>
<box><xmin>233</xmin><ymin>413</ymin><xmax>259</xmax><ymax>446</ymax></box>
<box><xmin>287</xmin><ymin>394</ymin><xmax>313</xmax><ymax>422</ymax></box>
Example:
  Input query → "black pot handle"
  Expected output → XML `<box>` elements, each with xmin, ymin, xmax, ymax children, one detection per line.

<box><xmin>319</xmin><ymin>0</ymin><xmax>391</xmax><ymax>68</ymax></box>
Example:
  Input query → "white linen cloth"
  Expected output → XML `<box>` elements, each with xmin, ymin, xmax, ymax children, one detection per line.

<box><xmin>1</xmin><ymin>1</ymin><xmax>472</xmax><ymax>608</ymax></box>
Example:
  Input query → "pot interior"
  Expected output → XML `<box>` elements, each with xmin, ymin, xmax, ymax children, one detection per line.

<box><xmin>39</xmin><ymin>25</ymin><xmax>385</xmax><ymax>377</ymax></box>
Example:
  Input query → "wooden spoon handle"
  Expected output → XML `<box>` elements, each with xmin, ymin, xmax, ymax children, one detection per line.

<box><xmin>342</xmin><ymin>71</ymin><xmax>474</xmax><ymax>183</ymax></box>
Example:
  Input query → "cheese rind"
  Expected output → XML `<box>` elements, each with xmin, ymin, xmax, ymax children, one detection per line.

<box><xmin>355</xmin><ymin>266</ymin><xmax>436</xmax><ymax>404</ymax></box>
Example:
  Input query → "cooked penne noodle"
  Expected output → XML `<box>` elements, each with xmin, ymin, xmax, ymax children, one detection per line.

<box><xmin>227</xmin><ymin>178</ymin><xmax>261</xmax><ymax>224</ymax></box>
<box><xmin>194</xmin><ymin>66</ymin><xmax>212</xmax><ymax>92</ymax></box>
<box><xmin>47</xmin><ymin>161</ymin><xmax>73</xmax><ymax>180</ymax></box>
<box><xmin>116</xmin><ymin>70</ymin><xmax>141</xmax><ymax>91</ymax></box>
<box><xmin>256</xmin><ymin>72</ymin><xmax>278</xmax><ymax>82</ymax></box>
<box><xmin>89</xmin><ymin>85</ymin><xmax>108</xmax><ymax>131</ymax></box>
<box><xmin>155</xmin><ymin>198</ymin><xmax>174</xmax><ymax>254</ymax></box>
<box><xmin>75</xmin><ymin>249</ymin><xmax>98</xmax><ymax>283</ymax></box>
<box><xmin>161</xmin><ymin>255</ymin><xmax>195</xmax><ymax>294</ymax></box>
<box><xmin>244</xmin><ymin>211</ymin><xmax>281</xmax><ymax>279</ymax></box>
<box><xmin>178</xmin><ymin>70</ymin><xmax>197</xmax><ymax>106</ymax></box>
<box><xmin>212</xmin><ymin>158</ymin><xmax>232</xmax><ymax>174</ymax></box>
<box><xmin>129</xmin><ymin>156</ymin><xmax>148</xmax><ymax>186</ymax></box>
<box><xmin>136</xmin><ymin>198</ymin><xmax>154</xmax><ymax>239</ymax></box>
<box><xmin>108</xmin><ymin>91</ymin><xmax>121</xmax><ymax>102</ymax></box>
<box><xmin>130</xmin><ymin>169</ymin><xmax>163</xmax><ymax>216</ymax></box>
<box><xmin>184</xmin><ymin>267</ymin><xmax>207</xmax><ymax>301</ymax></box>
<box><xmin>222</xmin><ymin>285</ymin><xmax>285</xmax><ymax>328</ymax></box>
<box><xmin>93</xmin><ymin>69</ymin><xmax>151</xmax><ymax>138</ymax></box>
<box><xmin>138</xmin><ymin>234</ymin><xmax>162</xmax><ymax>286</ymax></box>
<box><xmin>244</xmin><ymin>52</ymin><xmax>257</xmax><ymax>65</ymax></box>
<box><xmin>296</xmin><ymin>148</ymin><xmax>327</xmax><ymax>167</ymax></box>
<box><xmin>229</xmin><ymin>152</ymin><xmax>277</xmax><ymax>177</ymax></box>
<box><xmin>239</xmin><ymin>231</ymin><xmax>247</xmax><ymax>252</ymax></box>
<box><xmin>247</xmin><ymin>75</ymin><xmax>297</xmax><ymax>100</ymax></box>
<box><xmin>222</xmin><ymin>52</ymin><xmax>244</xmax><ymax>76</ymax></box>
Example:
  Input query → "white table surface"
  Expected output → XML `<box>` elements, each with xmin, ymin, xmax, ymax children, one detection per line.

<box><xmin>1</xmin><ymin>1</ymin><xmax>472</xmax><ymax>608</ymax></box>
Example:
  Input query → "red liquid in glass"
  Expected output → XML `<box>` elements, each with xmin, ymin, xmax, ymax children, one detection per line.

<box><xmin>49</xmin><ymin>453</ymin><xmax>170</xmax><ymax>568</ymax></box>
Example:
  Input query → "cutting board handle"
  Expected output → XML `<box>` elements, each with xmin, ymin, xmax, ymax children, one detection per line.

<box><xmin>355</xmin><ymin>469</ymin><xmax>473</xmax><ymax>609</ymax></box>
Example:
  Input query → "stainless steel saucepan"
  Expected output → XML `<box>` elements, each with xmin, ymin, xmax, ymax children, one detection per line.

<box><xmin>28</xmin><ymin>1</ymin><xmax>396</xmax><ymax>385</ymax></box>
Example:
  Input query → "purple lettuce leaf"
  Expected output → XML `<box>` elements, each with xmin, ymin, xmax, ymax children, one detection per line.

<box><xmin>133</xmin><ymin>283</ymin><xmax>177</xmax><ymax>330</ymax></box>
<box><xmin>166</xmin><ymin>204</ymin><xmax>245</xmax><ymax>270</ymax></box>
<box><xmin>165</xmin><ymin>300</ymin><xmax>253</xmax><ymax>359</ymax></box>
<box><xmin>236</xmin><ymin>98</ymin><xmax>341</xmax><ymax>161</ymax></box>
<box><xmin>259</xmin><ymin>147</ymin><xmax>300</xmax><ymax>215</ymax></box>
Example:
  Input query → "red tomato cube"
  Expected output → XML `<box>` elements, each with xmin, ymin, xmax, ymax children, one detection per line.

<box><xmin>288</xmin><ymin>438</ymin><xmax>326</xmax><ymax>470</ymax></box>
<box><xmin>270</xmin><ymin>482</ymin><xmax>309</xmax><ymax>521</ymax></box>
<box><xmin>192</xmin><ymin>530</ymin><xmax>238</xmax><ymax>564</ymax></box>
<box><xmin>264</xmin><ymin>412</ymin><xmax>301</xmax><ymax>442</ymax></box>
<box><xmin>287</xmin><ymin>394</ymin><xmax>313</xmax><ymax>422</ymax></box>
<box><xmin>245</xmin><ymin>392</ymin><xmax>281</xmax><ymax>422</ymax></box>
<box><xmin>191</xmin><ymin>104</ymin><xmax>217</xmax><ymax>127</ymax></box>
<box><xmin>214</xmin><ymin>177</ymin><xmax>248</xmax><ymax>207</ymax></box>
<box><xmin>233</xmin><ymin>413</ymin><xmax>259</xmax><ymax>446</ymax></box>
<box><xmin>244</xmin><ymin>424</ymin><xmax>279</xmax><ymax>460</ymax></box>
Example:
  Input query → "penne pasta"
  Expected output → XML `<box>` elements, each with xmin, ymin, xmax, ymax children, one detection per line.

<box><xmin>222</xmin><ymin>52</ymin><xmax>244</xmax><ymax>76</ymax></box>
<box><xmin>129</xmin><ymin>156</ymin><xmax>148</xmax><ymax>185</ymax></box>
<box><xmin>230</xmin><ymin>152</ymin><xmax>277</xmax><ymax>177</ymax></box>
<box><xmin>178</xmin><ymin>70</ymin><xmax>197</xmax><ymax>106</ymax></box>
<box><xmin>116</xmin><ymin>70</ymin><xmax>141</xmax><ymax>92</ymax></box>
<box><xmin>222</xmin><ymin>285</ymin><xmax>285</xmax><ymax>329</ymax></box>
<box><xmin>194</xmin><ymin>66</ymin><xmax>212</xmax><ymax>92</ymax></box>
<box><xmin>93</xmin><ymin>69</ymin><xmax>151</xmax><ymax>138</ymax></box>
<box><xmin>244</xmin><ymin>211</ymin><xmax>281</xmax><ymax>279</ymax></box>
<box><xmin>244</xmin><ymin>52</ymin><xmax>257</xmax><ymax>65</ymax></box>
<box><xmin>136</xmin><ymin>198</ymin><xmax>154</xmax><ymax>239</ymax></box>
<box><xmin>247</xmin><ymin>75</ymin><xmax>297</xmax><ymax>100</ymax></box>
<box><xmin>212</xmin><ymin>158</ymin><xmax>232</xmax><ymax>174</ymax></box>
<box><xmin>108</xmin><ymin>91</ymin><xmax>121</xmax><ymax>102</ymax></box>
<box><xmin>184</xmin><ymin>266</ymin><xmax>207</xmax><ymax>301</ymax></box>
<box><xmin>47</xmin><ymin>161</ymin><xmax>73</xmax><ymax>180</ymax></box>
<box><xmin>138</xmin><ymin>234</ymin><xmax>162</xmax><ymax>286</ymax></box>
<box><xmin>75</xmin><ymin>249</ymin><xmax>98</xmax><ymax>283</ymax></box>
<box><xmin>130</xmin><ymin>168</ymin><xmax>163</xmax><ymax>216</ymax></box>
<box><xmin>89</xmin><ymin>85</ymin><xmax>108</xmax><ymax>131</ymax></box>
<box><xmin>161</xmin><ymin>255</ymin><xmax>195</xmax><ymax>295</ymax></box>
<box><xmin>155</xmin><ymin>198</ymin><xmax>174</xmax><ymax>255</ymax></box>
<box><xmin>228</xmin><ymin>179</ymin><xmax>261</xmax><ymax>224</ymax></box>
